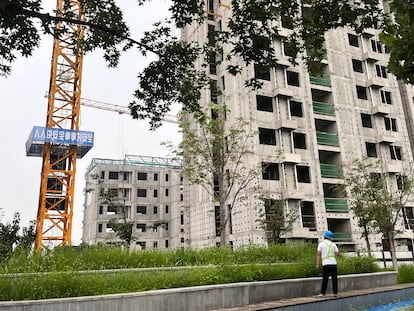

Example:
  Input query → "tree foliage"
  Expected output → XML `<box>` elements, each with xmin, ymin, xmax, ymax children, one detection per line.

<box><xmin>380</xmin><ymin>0</ymin><xmax>414</xmax><ymax>84</ymax></box>
<box><xmin>257</xmin><ymin>198</ymin><xmax>297</xmax><ymax>245</ymax></box>
<box><xmin>0</xmin><ymin>0</ymin><xmax>130</xmax><ymax>74</ymax></box>
<box><xmin>165</xmin><ymin>105</ymin><xmax>260</xmax><ymax>246</ymax></box>
<box><xmin>100</xmin><ymin>189</ymin><xmax>135</xmax><ymax>248</ymax></box>
<box><xmin>1</xmin><ymin>1</ymin><xmax>413</xmax><ymax>127</ymax></box>
<box><xmin>342</xmin><ymin>159</ymin><xmax>414</xmax><ymax>269</ymax></box>
<box><xmin>340</xmin><ymin>160</ymin><xmax>384</xmax><ymax>256</ymax></box>
<box><xmin>0</xmin><ymin>212</ymin><xmax>36</xmax><ymax>261</ymax></box>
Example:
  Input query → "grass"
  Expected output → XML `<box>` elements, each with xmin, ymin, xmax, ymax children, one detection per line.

<box><xmin>0</xmin><ymin>244</ymin><xmax>386</xmax><ymax>301</ymax></box>
<box><xmin>0</xmin><ymin>243</ymin><xmax>317</xmax><ymax>273</ymax></box>
<box><xmin>397</xmin><ymin>264</ymin><xmax>414</xmax><ymax>284</ymax></box>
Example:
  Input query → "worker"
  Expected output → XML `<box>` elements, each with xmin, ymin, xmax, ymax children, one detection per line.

<box><xmin>316</xmin><ymin>230</ymin><xmax>340</xmax><ymax>297</ymax></box>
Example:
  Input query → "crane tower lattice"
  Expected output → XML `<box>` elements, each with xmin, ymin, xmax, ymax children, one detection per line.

<box><xmin>26</xmin><ymin>3</ymin><xmax>179</xmax><ymax>249</ymax></box>
<box><xmin>29</xmin><ymin>0</ymin><xmax>89</xmax><ymax>249</ymax></box>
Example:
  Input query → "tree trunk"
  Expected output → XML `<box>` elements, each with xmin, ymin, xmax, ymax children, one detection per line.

<box><xmin>362</xmin><ymin>225</ymin><xmax>371</xmax><ymax>256</ymax></box>
<box><xmin>220</xmin><ymin>205</ymin><xmax>226</xmax><ymax>246</ymax></box>
<box><xmin>388</xmin><ymin>233</ymin><xmax>398</xmax><ymax>270</ymax></box>
<box><xmin>218</xmin><ymin>170</ymin><xmax>227</xmax><ymax>247</ymax></box>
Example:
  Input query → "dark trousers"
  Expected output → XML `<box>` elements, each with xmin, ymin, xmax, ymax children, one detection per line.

<box><xmin>321</xmin><ymin>264</ymin><xmax>338</xmax><ymax>295</ymax></box>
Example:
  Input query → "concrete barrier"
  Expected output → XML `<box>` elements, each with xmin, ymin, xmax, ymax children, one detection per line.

<box><xmin>0</xmin><ymin>272</ymin><xmax>397</xmax><ymax>311</ymax></box>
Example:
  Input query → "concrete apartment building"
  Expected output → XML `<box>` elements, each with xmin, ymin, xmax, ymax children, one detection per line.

<box><xmin>82</xmin><ymin>2</ymin><xmax>414</xmax><ymax>257</ymax></box>
<box><xmin>82</xmin><ymin>155</ymin><xmax>188</xmax><ymax>250</ymax></box>
<box><xmin>178</xmin><ymin>1</ymin><xmax>414</xmax><ymax>254</ymax></box>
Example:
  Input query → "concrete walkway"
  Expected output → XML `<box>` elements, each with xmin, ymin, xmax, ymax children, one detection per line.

<box><xmin>211</xmin><ymin>284</ymin><xmax>414</xmax><ymax>311</ymax></box>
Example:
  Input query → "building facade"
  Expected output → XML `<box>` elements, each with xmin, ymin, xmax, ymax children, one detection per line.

<box><xmin>178</xmin><ymin>1</ymin><xmax>414</xmax><ymax>254</ymax></box>
<box><xmin>82</xmin><ymin>155</ymin><xmax>188</xmax><ymax>250</ymax></box>
<box><xmin>82</xmin><ymin>3</ymin><xmax>414</xmax><ymax>256</ymax></box>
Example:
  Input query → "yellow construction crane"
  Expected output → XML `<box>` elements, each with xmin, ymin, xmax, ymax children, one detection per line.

<box><xmin>25</xmin><ymin>2</ymin><xmax>179</xmax><ymax>249</ymax></box>
<box><xmin>25</xmin><ymin>0</ymin><xmax>92</xmax><ymax>249</ymax></box>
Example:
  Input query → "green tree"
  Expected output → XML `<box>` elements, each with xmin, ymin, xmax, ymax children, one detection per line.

<box><xmin>340</xmin><ymin>160</ymin><xmax>382</xmax><ymax>256</ymax></box>
<box><xmin>1</xmin><ymin>1</ymin><xmax>414</xmax><ymax>127</ymax></box>
<box><xmin>0</xmin><ymin>212</ymin><xmax>36</xmax><ymax>261</ymax></box>
<box><xmin>257</xmin><ymin>198</ymin><xmax>297</xmax><ymax>244</ymax></box>
<box><xmin>17</xmin><ymin>220</ymin><xmax>36</xmax><ymax>250</ymax></box>
<box><xmin>380</xmin><ymin>1</ymin><xmax>414</xmax><ymax>84</ymax></box>
<box><xmin>165</xmin><ymin>105</ymin><xmax>260</xmax><ymax>246</ymax></box>
<box><xmin>374</xmin><ymin>172</ymin><xmax>413</xmax><ymax>270</ymax></box>
<box><xmin>342</xmin><ymin>159</ymin><xmax>414</xmax><ymax>269</ymax></box>
<box><xmin>0</xmin><ymin>212</ymin><xmax>20</xmax><ymax>260</ymax></box>
<box><xmin>100</xmin><ymin>189</ymin><xmax>135</xmax><ymax>248</ymax></box>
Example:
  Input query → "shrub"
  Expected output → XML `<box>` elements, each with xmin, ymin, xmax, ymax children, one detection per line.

<box><xmin>397</xmin><ymin>264</ymin><xmax>414</xmax><ymax>284</ymax></box>
<box><xmin>338</xmin><ymin>255</ymin><xmax>380</xmax><ymax>274</ymax></box>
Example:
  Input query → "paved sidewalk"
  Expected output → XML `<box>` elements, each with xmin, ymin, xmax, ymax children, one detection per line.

<box><xmin>210</xmin><ymin>284</ymin><xmax>414</xmax><ymax>311</ymax></box>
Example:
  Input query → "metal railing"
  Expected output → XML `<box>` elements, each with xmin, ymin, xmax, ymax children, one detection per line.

<box><xmin>320</xmin><ymin>164</ymin><xmax>342</xmax><ymax>178</ymax></box>
<box><xmin>316</xmin><ymin>132</ymin><xmax>339</xmax><ymax>147</ymax></box>
<box><xmin>313</xmin><ymin>101</ymin><xmax>335</xmax><ymax>116</ymax></box>
<box><xmin>325</xmin><ymin>198</ymin><xmax>348</xmax><ymax>212</ymax></box>
<box><xmin>332</xmin><ymin>232</ymin><xmax>352</xmax><ymax>241</ymax></box>
<box><xmin>310</xmin><ymin>75</ymin><xmax>331</xmax><ymax>87</ymax></box>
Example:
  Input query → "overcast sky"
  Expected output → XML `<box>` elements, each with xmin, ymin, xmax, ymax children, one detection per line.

<box><xmin>0</xmin><ymin>0</ymin><xmax>180</xmax><ymax>244</ymax></box>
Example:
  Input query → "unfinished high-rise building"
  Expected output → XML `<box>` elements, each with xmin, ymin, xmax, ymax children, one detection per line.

<box><xmin>81</xmin><ymin>2</ymin><xmax>414</xmax><ymax>260</ymax></box>
<box><xmin>178</xmin><ymin>1</ymin><xmax>414</xmax><ymax>257</ymax></box>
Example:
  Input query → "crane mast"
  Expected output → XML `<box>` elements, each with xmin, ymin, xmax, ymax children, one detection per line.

<box><xmin>27</xmin><ymin>2</ymin><xmax>178</xmax><ymax>249</ymax></box>
<box><xmin>34</xmin><ymin>0</ymin><xmax>86</xmax><ymax>249</ymax></box>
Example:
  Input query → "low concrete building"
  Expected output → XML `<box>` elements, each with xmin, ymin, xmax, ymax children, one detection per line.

<box><xmin>82</xmin><ymin>155</ymin><xmax>188</xmax><ymax>250</ymax></box>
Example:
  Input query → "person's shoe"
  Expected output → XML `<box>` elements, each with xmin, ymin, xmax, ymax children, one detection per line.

<box><xmin>334</xmin><ymin>294</ymin><xmax>338</xmax><ymax>298</ymax></box>
<box><xmin>318</xmin><ymin>294</ymin><xmax>325</xmax><ymax>297</ymax></box>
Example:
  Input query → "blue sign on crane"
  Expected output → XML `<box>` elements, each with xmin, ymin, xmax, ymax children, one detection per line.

<box><xmin>26</xmin><ymin>126</ymin><xmax>94</xmax><ymax>158</ymax></box>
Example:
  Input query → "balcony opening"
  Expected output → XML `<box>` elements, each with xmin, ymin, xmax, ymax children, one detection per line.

<box><xmin>390</xmin><ymin>145</ymin><xmax>402</xmax><ymax>160</ymax></box>
<box><xmin>380</xmin><ymin>89</ymin><xmax>392</xmax><ymax>105</ymax></box>
<box><xmin>352</xmin><ymin>59</ymin><xmax>364</xmax><ymax>73</ymax></box>
<box><xmin>301</xmin><ymin>201</ymin><xmax>316</xmax><ymax>231</ymax></box>
<box><xmin>296</xmin><ymin>165</ymin><xmax>310</xmax><ymax>183</ymax></box>
<box><xmin>254</xmin><ymin>64</ymin><xmax>271</xmax><ymax>81</ymax></box>
<box><xmin>137</xmin><ymin>188</ymin><xmax>147</xmax><ymax>197</ymax></box>
<box><xmin>293</xmin><ymin>132</ymin><xmax>306</xmax><ymax>149</ymax></box>
<box><xmin>287</xmin><ymin>70</ymin><xmax>300</xmax><ymax>87</ymax></box>
<box><xmin>319</xmin><ymin>150</ymin><xmax>340</xmax><ymax>163</ymax></box>
<box><xmin>310</xmin><ymin>64</ymin><xmax>331</xmax><ymax>86</ymax></box>
<box><xmin>136</xmin><ymin>223</ymin><xmax>146</xmax><ymax>232</ymax></box>
<box><xmin>371</xmin><ymin>39</ymin><xmax>384</xmax><ymax>53</ymax></box>
<box><xmin>327</xmin><ymin>219</ymin><xmax>353</xmax><ymax>244</ymax></box>
<box><xmin>348</xmin><ymin>33</ymin><xmax>360</xmax><ymax>47</ymax></box>
<box><xmin>136</xmin><ymin>205</ymin><xmax>147</xmax><ymax>214</ymax></box>
<box><xmin>108</xmin><ymin>171</ymin><xmax>119</xmax><ymax>180</ymax></box>
<box><xmin>262</xmin><ymin>162</ymin><xmax>280</xmax><ymax>180</ymax></box>
<box><xmin>384</xmin><ymin>117</ymin><xmax>398</xmax><ymax>132</ymax></box>
<box><xmin>361</xmin><ymin>113</ymin><xmax>373</xmax><ymax>128</ymax></box>
<box><xmin>366</xmin><ymin>142</ymin><xmax>378</xmax><ymax>158</ymax></box>
<box><xmin>256</xmin><ymin>95</ymin><xmax>273</xmax><ymax>112</ymax></box>
<box><xmin>289</xmin><ymin>100</ymin><xmax>303</xmax><ymax>117</ymax></box>
<box><xmin>375</xmin><ymin>64</ymin><xmax>388</xmax><ymax>78</ymax></box>
<box><xmin>356</xmin><ymin>85</ymin><xmax>368</xmax><ymax>100</ymax></box>
<box><xmin>311</xmin><ymin>88</ymin><xmax>331</xmax><ymax>103</ymax></box>
<box><xmin>137</xmin><ymin>172</ymin><xmax>147</xmax><ymax>180</ymax></box>
<box><xmin>259</xmin><ymin>127</ymin><xmax>276</xmax><ymax>145</ymax></box>
<box><xmin>403</xmin><ymin>206</ymin><xmax>414</xmax><ymax>230</ymax></box>
<box><xmin>315</xmin><ymin>119</ymin><xmax>337</xmax><ymax>134</ymax></box>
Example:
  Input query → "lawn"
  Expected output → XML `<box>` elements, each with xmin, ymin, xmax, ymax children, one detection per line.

<box><xmin>0</xmin><ymin>244</ymin><xmax>389</xmax><ymax>301</ymax></box>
